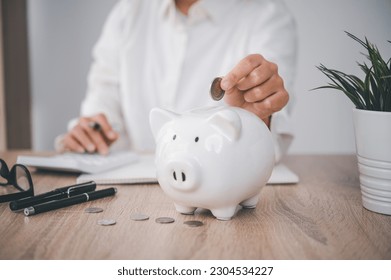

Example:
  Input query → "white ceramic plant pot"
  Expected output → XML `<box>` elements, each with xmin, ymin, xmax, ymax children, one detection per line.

<box><xmin>353</xmin><ymin>108</ymin><xmax>391</xmax><ymax>215</ymax></box>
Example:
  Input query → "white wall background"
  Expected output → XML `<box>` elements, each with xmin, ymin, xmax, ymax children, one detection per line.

<box><xmin>27</xmin><ymin>0</ymin><xmax>391</xmax><ymax>153</ymax></box>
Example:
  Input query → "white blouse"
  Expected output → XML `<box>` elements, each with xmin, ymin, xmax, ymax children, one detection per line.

<box><xmin>69</xmin><ymin>0</ymin><xmax>297</xmax><ymax>161</ymax></box>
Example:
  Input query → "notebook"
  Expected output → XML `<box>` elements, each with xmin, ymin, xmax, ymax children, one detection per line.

<box><xmin>77</xmin><ymin>154</ymin><xmax>157</xmax><ymax>184</ymax></box>
<box><xmin>17</xmin><ymin>151</ymin><xmax>139</xmax><ymax>174</ymax></box>
<box><xmin>76</xmin><ymin>154</ymin><xmax>299</xmax><ymax>185</ymax></box>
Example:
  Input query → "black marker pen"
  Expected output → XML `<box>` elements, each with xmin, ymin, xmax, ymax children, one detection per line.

<box><xmin>10</xmin><ymin>181</ymin><xmax>96</xmax><ymax>211</ymax></box>
<box><xmin>23</xmin><ymin>187</ymin><xmax>117</xmax><ymax>216</ymax></box>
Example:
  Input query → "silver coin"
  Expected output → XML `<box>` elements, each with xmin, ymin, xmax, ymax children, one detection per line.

<box><xmin>85</xmin><ymin>207</ymin><xmax>103</xmax><ymax>213</ymax></box>
<box><xmin>210</xmin><ymin>77</ymin><xmax>225</xmax><ymax>101</ymax></box>
<box><xmin>130</xmin><ymin>213</ymin><xmax>150</xmax><ymax>221</ymax></box>
<box><xmin>97</xmin><ymin>219</ymin><xmax>116</xmax><ymax>226</ymax></box>
<box><xmin>184</xmin><ymin>220</ymin><xmax>204</xmax><ymax>227</ymax></box>
<box><xmin>155</xmin><ymin>217</ymin><xmax>175</xmax><ymax>224</ymax></box>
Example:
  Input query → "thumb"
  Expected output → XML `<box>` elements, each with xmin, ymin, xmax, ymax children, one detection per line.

<box><xmin>223</xmin><ymin>87</ymin><xmax>245</xmax><ymax>107</ymax></box>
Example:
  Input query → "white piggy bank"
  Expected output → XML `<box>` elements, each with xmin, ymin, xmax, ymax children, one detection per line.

<box><xmin>149</xmin><ymin>106</ymin><xmax>275</xmax><ymax>220</ymax></box>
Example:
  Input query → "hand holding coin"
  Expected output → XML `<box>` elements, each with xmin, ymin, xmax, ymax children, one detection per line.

<box><xmin>215</xmin><ymin>54</ymin><xmax>289</xmax><ymax>126</ymax></box>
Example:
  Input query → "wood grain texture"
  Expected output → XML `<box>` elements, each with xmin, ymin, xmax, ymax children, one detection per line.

<box><xmin>0</xmin><ymin>151</ymin><xmax>390</xmax><ymax>260</ymax></box>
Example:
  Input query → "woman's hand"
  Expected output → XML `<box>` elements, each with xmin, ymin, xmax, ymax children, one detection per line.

<box><xmin>221</xmin><ymin>54</ymin><xmax>289</xmax><ymax>127</ymax></box>
<box><xmin>62</xmin><ymin>113</ymin><xmax>118</xmax><ymax>155</ymax></box>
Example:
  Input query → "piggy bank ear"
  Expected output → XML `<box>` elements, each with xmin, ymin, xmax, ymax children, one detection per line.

<box><xmin>149</xmin><ymin>108</ymin><xmax>179</xmax><ymax>140</ymax></box>
<box><xmin>207</xmin><ymin>109</ymin><xmax>242</xmax><ymax>141</ymax></box>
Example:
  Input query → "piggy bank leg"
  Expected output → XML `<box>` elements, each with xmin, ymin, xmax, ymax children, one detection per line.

<box><xmin>174</xmin><ymin>203</ymin><xmax>197</xmax><ymax>215</ymax></box>
<box><xmin>210</xmin><ymin>206</ymin><xmax>237</xmax><ymax>221</ymax></box>
<box><xmin>240</xmin><ymin>193</ymin><xmax>260</xmax><ymax>209</ymax></box>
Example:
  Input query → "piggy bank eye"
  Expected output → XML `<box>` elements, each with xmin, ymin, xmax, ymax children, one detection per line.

<box><xmin>195</xmin><ymin>137</ymin><xmax>199</xmax><ymax>143</ymax></box>
<box><xmin>173</xmin><ymin>134</ymin><xmax>176</xmax><ymax>140</ymax></box>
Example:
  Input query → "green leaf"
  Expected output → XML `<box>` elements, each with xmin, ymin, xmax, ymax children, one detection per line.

<box><xmin>313</xmin><ymin>32</ymin><xmax>391</xmax><ymax>112</ymax></box>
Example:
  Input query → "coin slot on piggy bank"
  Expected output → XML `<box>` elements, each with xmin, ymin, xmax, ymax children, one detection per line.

<box><xmin>149</xmin><ymin>106</ymin><xmax>275</xmax><ymax>220</ymax></box>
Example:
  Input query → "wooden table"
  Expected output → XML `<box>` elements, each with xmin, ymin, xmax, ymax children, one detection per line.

<box><xmin>0</xmin><ymin>151</ymin><xmax>390</xmax><ymax>260</ymax></box>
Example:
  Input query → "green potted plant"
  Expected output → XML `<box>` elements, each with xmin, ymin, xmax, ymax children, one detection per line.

<box><xmin>315</xmin><ymin>32</ymin><xmax>391</xmax><ymax>215</ymax></box>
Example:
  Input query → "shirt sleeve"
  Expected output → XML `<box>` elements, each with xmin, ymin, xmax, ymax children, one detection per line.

<box><xmin>247</xmin><ymin>0</ymin><xmax>298</xmax><ymax>162</ymax></box>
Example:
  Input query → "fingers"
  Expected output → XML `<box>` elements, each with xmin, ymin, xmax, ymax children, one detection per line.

<box><xmin>221</xmin><ymin>54</ymin><xmax>264</xmax><ymax>91</ymax></box>
<box><xmin>71</xmin><ymin>124</ymin><xmax>97</xmax><ymax>153</ymax></box>
<box><xmin>236</xmin><ymin>62</ymin><xmax>277</xmax><ymax>91</ymax></box>
<box><xmin>93</xmin><ymin>113</ymin><xmax>118</xmax><ymax>141</ymax></box>
<box><xmin>221</xmin><ymin>53</ymin><xmax>289</xmax><ymax>121</ymax></box>
<box><xmin>245</xmin><ymin>89</ymin><xmax>289</xmax><ymax>119</ymax></box>
<box><xmin>223</xmin><ymin>86</ymin><xmax>246</xmax><ymax>108</ymax></box>
<box><xmin>79</xmin><ymin>119</ymin><xmax>110</xmax><ymax>155</ymax></box>
<box><xmin>62</xmin><ymin>114</ymin><xmax>119</xmax><ymax>155</ymax></box>
<box><xmin>63</xmin><ymin>134</ymin><xmax>85</xmax><ymax>153</ymax></box>
<box><xmin>243</xmin><ymin>74</ymin><xmax>283</xmax><ymax>103</ymax></box>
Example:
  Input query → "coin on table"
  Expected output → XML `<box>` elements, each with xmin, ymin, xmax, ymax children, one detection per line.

<box><xmin>130</xmin><ymin>213</ymin><xmax>150</xmax><ymax>221</ymax></box>
<box><xmin>210</xmin><ymin>77</ymin><xmax>225</xmax><ymax>101</ymax></box>
<box><xmin>97</xmin><ymin>219</ymin><xmax>116</xmax><ymax>226</ymax></box>
<box><xmin>184</xmin><ymin>220</ymin><xmax>204</xmax><ymax>227</ymax></box>
<box><xmin>155</xmin><ymin>217</ymin><xmax>175</xmax><ymax>224</ymax></box>
<box><xmin>85</xmin><ymin>207</ymin><xmax>104</xmax><ymax>213</ymax></box>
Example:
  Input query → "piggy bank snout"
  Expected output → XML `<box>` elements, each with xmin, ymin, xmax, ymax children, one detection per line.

<box><xmin>164</xmin><ymin>157</ymin><xmax>201</xmax><ymax>192</ymax></box>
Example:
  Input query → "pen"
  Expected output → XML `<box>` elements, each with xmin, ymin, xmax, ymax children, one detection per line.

<box><xmin>24</xmin><ymin>187</ymin><xmax>117</xmax><ymax>216</ymax></box>
<box><xmin>88</xmin><ymin>121</ymin><xmax>120</xmax><ymax>133</ymax></box>
<box><xmin>88</xmin><ymin>121</ymin><xmax>102</xmax><ymax>131</ymax></box>
<box><xmin>9</xmin><ymin>181</ymin><xmax>97</xmax><ymax>211</ymax></box>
